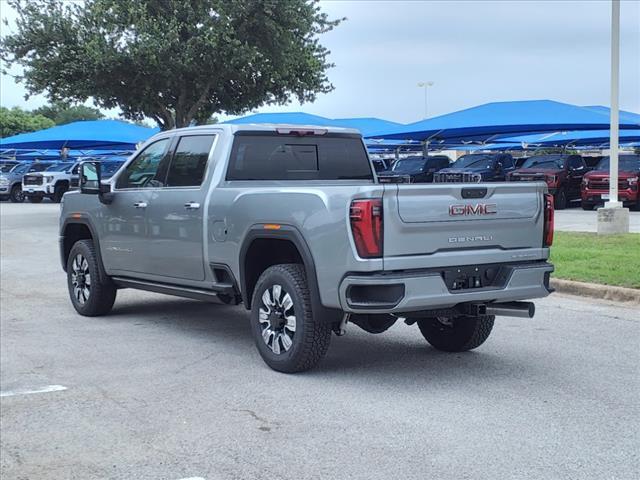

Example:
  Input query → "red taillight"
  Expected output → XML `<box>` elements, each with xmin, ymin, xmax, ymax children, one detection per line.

<box><xmin>350</xmin><ymin>199</ymin><xmax>383</xmax><ymax>258</ymax></box>
<box><xmin>543</xmin><ymin>193</ymin><xmax>554</xmax><ymax>247</ymax></box>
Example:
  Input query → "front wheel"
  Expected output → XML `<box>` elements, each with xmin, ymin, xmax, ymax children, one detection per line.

<box><xmin>250</xmin><ymin>264</ymin><xmax>331</xmax><ymax>373</ymax></box>
<box><xmin>67</xmin><ymin>240</ymin><xmax>117</xmax><ymax>316</ymax></box>
<box><xmin>9</xmin><ymin>184</ymin><xmax>24</xmax><ymax>203</ymax></box>
<box><xmin>52</xmin><ymin>183</ymin><xmax>68</xmax><ymax>203</ymax></box>
<box><xmin>415</xmin><ymin>315</ymin><xmax>495</xmax><ymax>352</ymax></box>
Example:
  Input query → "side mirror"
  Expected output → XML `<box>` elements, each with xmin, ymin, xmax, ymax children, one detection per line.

<box><xmin>80</xmin><ymin>161</ymin><xmax>101</xmax><ymax>194</ymax></box>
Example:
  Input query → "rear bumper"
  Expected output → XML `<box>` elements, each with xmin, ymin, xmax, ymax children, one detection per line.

<box><xmin>338</xmin><ymin>261</ymin><xmax>554</xmax><ymax>314</ymax></box>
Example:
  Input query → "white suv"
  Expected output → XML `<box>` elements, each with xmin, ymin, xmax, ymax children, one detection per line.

<box><xmin>22</xmin><ymin>162</ymin><xmax>78</xmax><ymax>203</ymax></box>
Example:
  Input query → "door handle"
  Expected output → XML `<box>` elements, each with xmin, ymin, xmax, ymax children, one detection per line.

<box><xmin>184</xmin><ymin>202</ymin><xmax>200</xmax><ymax>210</ymax></box>
<box><xmin>133</xmin><ymin>201</ymin><xmax>147</xmax><ymax>209</ymax></box>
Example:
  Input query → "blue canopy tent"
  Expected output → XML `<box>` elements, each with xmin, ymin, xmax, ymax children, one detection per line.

<box><xmin>224</xmin><ymin>112</ymin><xmax>405</xmax><ymax>138</ymax></box>
<box><xmin>494</xmin><ymin>129</ymin><xmax>640</xmax><ymax>148</ymax></box>
<box><xmin>366</xmin><ymin>100</ymin><xmax>640</xmax><ymax>143</ymax></box>
<box><xmin>0</xmin><ymin>120</ymin><xmax>158</xmax><ymax>150</ymax></box>
<box><xmin>224</xmin><ymin>112</ymin><xmax>333</xmax><ymax>126</ymax></box>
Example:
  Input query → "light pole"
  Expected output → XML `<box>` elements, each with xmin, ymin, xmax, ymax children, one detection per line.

<box><xmin>598</xmin><ymin>0</ymin><xmax>629</xmax><ymax>234</ymax></box>
<box><xmin>606</xmin><ymin>0</ymin><xmax>620</xmax><ymax>209</ymax></box>
<box><xmin>417</xmin><ymin>81</ymin><xmax>434</xmax><ymax>119</ymax></box>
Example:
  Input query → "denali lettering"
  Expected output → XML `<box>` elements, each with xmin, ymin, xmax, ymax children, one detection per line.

<box><xmin>449</xmin><ymin>203</ymin><xmax>498</xmax><ymax>216</ymax></box>
<box><xmin>448</xmin><ymin>235</ymin><xmax>493</xmax><ymax>243</ymax></box>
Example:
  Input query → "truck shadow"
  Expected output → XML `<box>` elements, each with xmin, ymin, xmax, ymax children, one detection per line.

<box><xmin>106</xmin><ymin>296</ymin><xmax>532</xmax><ymax>382</ymax></box>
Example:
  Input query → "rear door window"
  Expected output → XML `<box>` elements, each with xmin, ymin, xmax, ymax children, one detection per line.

<box><xmin>166</xmin><ymin>135</ymin><xmax>215</xmax><ymax>187</ymax></box>
<box><xmin>227</xmin><ymin>134</ymin><xmax>373</xmax><ymax>181</ymax></box>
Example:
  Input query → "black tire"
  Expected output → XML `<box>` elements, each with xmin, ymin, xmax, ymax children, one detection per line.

<box><xmin>52</xmin><ymin>183</ymin><xmax>68</xmax><ymax>203</ymax></box>
<box><xmin>581</xmin><ymin>201</ymin><xmax>594</xmax><ymax>211</ymax></box>
<box><xmin>9</xmin><ymin>184</ymin><xmax>24</xmax><ymax>203</ymax></box>
<box><xmin>67</xmin><ymin>240</ymin><xmax>117</xmax><ymax>316</ymax></box>
<box><xmin>415</xmin><ymin>315</ymin><xmax>495</xmax><ymax>352</ymax></box>
<box><xmin>631</xmin><ymin>202</ymin><xmax>640</xmax><ymax>212</ymax></box>
<box><xmin>554</xmin><ymin>187</ymin><xmax>568</xmax><ymax>210</ymax></box>
<box><xmin>28</xmin><ymin>195</ymin><xmax>43</xmax><ymax>203</ymax></box>
<box><xmin>250</xmin><ymin>264</ymin><xmax>331</xmax><ymax>373</ymax></box>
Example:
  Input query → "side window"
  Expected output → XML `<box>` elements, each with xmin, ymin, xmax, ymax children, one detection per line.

<box><xmin>116</xmin><ymin>138</ymin><xmax>170</xmax><ymax>189</ymax></box>
<box><xmin>502</xmin><ymin>156</ymin><xmax>514</xmax><ymax>169</ymax></box>
<box><xmin>166</xmin><ymin>135</ymin><xmax>216</xmax><ymax>187</ymax></box>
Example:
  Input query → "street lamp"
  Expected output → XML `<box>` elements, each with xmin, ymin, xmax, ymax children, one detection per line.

<box><xmin>597</xmin><ymin>0</ymin><xmax>629</xmax><ymax>234</ymax></box>
<box><xmin>417</xmin><ymin>81</ymin><xmax>434</xmax><ymax>119</ymax></box>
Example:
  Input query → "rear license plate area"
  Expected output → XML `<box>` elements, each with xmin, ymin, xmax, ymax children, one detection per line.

<box><xmin>440</xmin><ymin>264</ymin><xmax>509</xmax><ymax>292</ymax></box>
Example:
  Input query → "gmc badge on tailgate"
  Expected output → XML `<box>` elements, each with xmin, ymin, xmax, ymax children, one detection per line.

<box><xmin>449</xmin><ymin>203</ymin><xmax>498</xmax><ymax>216</ymax></box>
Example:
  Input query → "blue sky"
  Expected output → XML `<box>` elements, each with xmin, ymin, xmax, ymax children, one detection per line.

<box><xmin>1</xmin><ymin>0</ymin><xmax>639</xmax><ymax>123</ymax></box>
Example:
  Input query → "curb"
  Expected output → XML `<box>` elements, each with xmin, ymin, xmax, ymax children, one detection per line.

<box><xmin>550</xmin><ymin>278</ymin><xmax>640</xmax><ymax>305</ymax></box>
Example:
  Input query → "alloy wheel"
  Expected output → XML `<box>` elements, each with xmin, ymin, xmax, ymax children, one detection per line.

<box><xmin>258</xmin><ymin>284</ymin><xmax>297</xmax><ymax>355</ymax></box>
<box><xmin>70</xmin><ymin>253</ymin><xmax>91</xmax><ymax>304</ymax></box>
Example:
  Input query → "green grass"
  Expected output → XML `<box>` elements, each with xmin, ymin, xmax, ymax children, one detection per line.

<box><xmin>549</xmin><ymin>232</ymin><xmax>640</xmax><ymax>288</ymax></box>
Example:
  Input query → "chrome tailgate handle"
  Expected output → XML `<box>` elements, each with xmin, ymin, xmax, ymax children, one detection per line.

<box><xmin>184</xmin><ymin>202</ymin><xmax>200</xmax><ymax>210</ymax></box>
<box><xmin>133</xmin><ymin>201</ymin><xmax>147</xmax><ymax>209</ymax></box>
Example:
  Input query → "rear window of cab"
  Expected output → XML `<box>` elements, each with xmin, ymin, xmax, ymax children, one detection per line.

<box><xmin>226</xmin><ymin>133</ymin><xmax>373</xmax><ymax>181</ymax></box>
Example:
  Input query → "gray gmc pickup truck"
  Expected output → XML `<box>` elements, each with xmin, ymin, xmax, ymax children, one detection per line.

<box><xmin>60</xmin><ymin>124</ymin><xmax>554</xmax><ymax>372</ymax></box>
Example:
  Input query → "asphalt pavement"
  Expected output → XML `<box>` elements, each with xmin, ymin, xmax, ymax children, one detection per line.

<box><xmin>1</xmin><ymin>203</ymin><xmax>639</xmax><ymax>480</ymax></box>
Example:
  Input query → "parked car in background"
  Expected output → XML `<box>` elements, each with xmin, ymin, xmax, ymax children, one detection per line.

<box><xmin>70</xmin><ymin>160</ymin><xmax>126</xmax><ymax>190</ymax></box>
<box><xmin>0</xmin><ymin>161</ymin><xmax>54</xmax><ymax>203</ymax></box>
<box><xmin>507</xmin><ymin>154</ymin><xmax>588</xmax><ymax>209</ymax></box>
<box><xmin>23</xmin><ymin>161</ymin><xmax>78</xmax><ymax>203</ymax></box>
<box><xmin>377</xmin><ymin>155</ymin><xmax>450</xmax><ymax>183</ymax></box>
<box><xmin>371</xmin><ymin>158</ymin><xmax>389</xmax><ymax>173</ymax></box>
<box><xmin>581</xmin><ymin>154</ymin><xmax>640</xmax><ymax>211</ymax></box>
<box><xmin>0</xmin><ymin>160</ymin><xmax>19</xmax><ymax>173</ymax></box>
<box><xmin>434</xmin><ymin>153</ymin><xmax>515</xmax><ymax>183</ymax></box>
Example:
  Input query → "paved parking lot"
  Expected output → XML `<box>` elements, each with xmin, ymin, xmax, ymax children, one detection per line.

<box><xmin>1</xmin><ymin>203</ymin><xmax>639</xmax><ymax>480</ymax></box>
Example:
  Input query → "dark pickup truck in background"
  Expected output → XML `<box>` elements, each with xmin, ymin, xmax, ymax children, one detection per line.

<box><xmin>377</xmin><ymin>155</ymin><xmax>450</xmax><ymax>183</ymax></box>
<box><xmin>507</xmin><ymin>154</ymin><xmax>589</xmax><ymax>209</ymax></box>
<box><xmin>581</xmin><ymin>154</ymin><xmax>640</xmax><ymax>211</ymax></box>
<box><xmin>434</xmin><ymin>153</ymin><xmax>516</xmax><ymax>183</ymax></box>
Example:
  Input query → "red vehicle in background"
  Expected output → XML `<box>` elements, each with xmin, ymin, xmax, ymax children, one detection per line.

<box><xmin>507</xmin><ymin>154</ymin><xmax>588</xmax><ymax>209</ymax></box>
<box><xmin>581</xmin><ymin>154</ymin><xmax>640</xmax><ymax>211</ymax></box>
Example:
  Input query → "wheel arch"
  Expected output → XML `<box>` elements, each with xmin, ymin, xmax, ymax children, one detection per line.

<box><xmin>239</xmin><ymin>225</ymin><xmax>341</xmax><ymax>323</ymax></box>
<box><xmin>60</xmin><ymin>218</ymin><xmax>108</xmax><ymax>282</ymax></box>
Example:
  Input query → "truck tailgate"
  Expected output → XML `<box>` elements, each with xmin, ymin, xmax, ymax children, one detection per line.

<box><xmin>383</xmin><ymin>182</ymin><xmax>548</xmax><ymax>270</ymax></box>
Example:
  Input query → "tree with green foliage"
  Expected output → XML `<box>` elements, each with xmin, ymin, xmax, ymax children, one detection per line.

<box><xmin>0</xmin><ymin>106</ymin><xmax>55</xmax><ymax>137</ymax></box>
<box><xmin>1</xmin><ymin>0</ymin><xmax>342</xmax><ymax>130</ymax></box>
<box><xmin>32</xmin><ymin>103</ymin><xmax>105</xmax><ymax>125</ymax></box>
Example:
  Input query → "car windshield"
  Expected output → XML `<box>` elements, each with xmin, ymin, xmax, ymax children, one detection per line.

<box><xmin>596</xmin><ymin>155</ymin><xmax>640</xmax><ymax>171</ymax></box>
<box><xmin>392</xmin><ymin>158</ymin><xmax>425</xmax><ymax>173</ymax></box>
<box><xmin>10</xmin><ymin>163</ymin><xmax>31</xmax><ymax>174</ymax></box>
<box><xmin>451</xmin><ymin>155</ymin><xmax>494</xmax><ymax>169</ymax></box>
<box><xmin>46</xmin><ymin>163</ymin><xmax>74</xmax><ymax>172</ymax></box>
<box><xmin>0</xmin><ymin>163</ymin><xmax>17</xmax><ymax>173</ymax></box>
<box><xmin>521</xmin><ymin>155</ymin><xmax>566</xmax><ymax>170</ymax></box>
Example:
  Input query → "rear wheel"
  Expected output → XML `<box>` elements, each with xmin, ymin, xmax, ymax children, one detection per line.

<box><xmin>414</xmin><ymin>315</ymin><xmax>495</xmax><ymax>352</ymax></box>
<box><xmin>9</xmin><ymin>184</ymin><xmax>24</xmax><ymax>203</ymax></box>
<box><xmin>250</xmin><ymin>264</ymin><xmax>331</xmax><ymax>373</ymax></box>
<box><xmin>28</xmin><ymin>195</ymin><xmax>43</xmax><ymax>203</ymax></box>
<box><xmin>67</xmin><ymin>240</ymin><xmax>117</xmax><ymax>316</ymax></box>
<box><xmin>554</xmin><ymin>187</ymin><xmax>568</xmax><ymax>210</ymax></box>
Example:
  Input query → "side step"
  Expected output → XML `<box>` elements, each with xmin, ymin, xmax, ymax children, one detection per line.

<box><xmin>112</xmin><ymin>277</ymin><xmax>221</xmax><ymax>303</ymax></box>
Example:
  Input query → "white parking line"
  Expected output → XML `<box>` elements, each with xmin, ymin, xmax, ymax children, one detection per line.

<box><xmin>0</xmin><ymin>385</ymin><xmax>67</xmax><ymax>398</ymax></box>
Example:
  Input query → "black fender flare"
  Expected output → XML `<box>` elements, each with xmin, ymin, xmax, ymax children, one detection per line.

<box><xmin>239</xmin><ymin>224</ymin><xmax>342</xmax><ymax>323</ymax></box>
